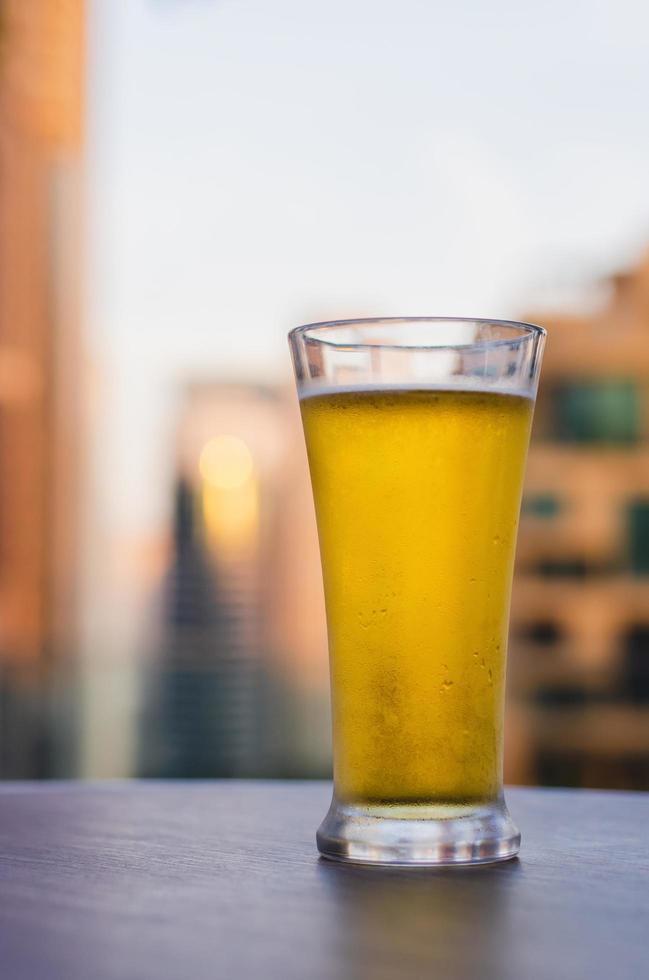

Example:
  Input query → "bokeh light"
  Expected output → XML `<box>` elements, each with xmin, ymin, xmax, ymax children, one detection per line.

<box><xmin>199</xmin><ymin>435</ymin><xmax>254</xmax><ymax>491</ymax></box>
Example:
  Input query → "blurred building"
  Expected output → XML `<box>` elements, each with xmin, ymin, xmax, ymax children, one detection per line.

<box><xmin>510</xmin><ymin>251</ymin><xmax>649</xmax><ymax>789</ymax></box>
<box><xmin>0</xmin><ymin>1</ymin><xmax>84</xmax><ymax>775</ymax></box>
<box><xmin>138</xmin><ymin>383</ymin><xmax>330</xmax><ymax>778</ymax></box>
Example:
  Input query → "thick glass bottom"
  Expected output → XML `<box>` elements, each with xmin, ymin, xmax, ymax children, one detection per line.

<box><xmin>317</xmin><ymin>794</ymin><xmax>520</xmax><ymax>866</ymax></box>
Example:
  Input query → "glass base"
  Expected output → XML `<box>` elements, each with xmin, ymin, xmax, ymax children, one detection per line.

<box><xmin>317</xmin><ymin>794</ymin><xmax>520</xmax><ymax>867</ymax></box>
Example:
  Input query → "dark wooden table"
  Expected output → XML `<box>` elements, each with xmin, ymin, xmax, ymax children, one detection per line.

<box><xmin>0</xmin><ymin>782</ymin><xmax>647</xmax><ymax>979</ymax></box>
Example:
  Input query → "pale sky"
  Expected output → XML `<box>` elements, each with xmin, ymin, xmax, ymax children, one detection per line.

<box><xmin>86</xmin><ymin>0</ymin><xmax>649</xmax><ymax>533</ymax></box>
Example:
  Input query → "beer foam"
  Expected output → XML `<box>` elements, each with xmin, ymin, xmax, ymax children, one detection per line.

<box><xmin>298</xmin><ymin>381</ymin><xmax>534</xmax><ymax>402</ymax></box>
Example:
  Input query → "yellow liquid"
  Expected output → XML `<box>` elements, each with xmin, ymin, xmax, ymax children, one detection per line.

<box><xmin>301</xmin><ymin>386</ymin><xmax>533</xmax><ymax>807</ymax></box>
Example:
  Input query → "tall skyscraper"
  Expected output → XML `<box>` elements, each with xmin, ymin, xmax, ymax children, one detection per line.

<box><xmin>139</xmin><ymin>382</ymin><xmax>330</xmax><ymax>778</ymax></box>
<box><xmin>0</xmin><ymin>0</ymin><xmax>84</xmax><ymax>775</ymax></box>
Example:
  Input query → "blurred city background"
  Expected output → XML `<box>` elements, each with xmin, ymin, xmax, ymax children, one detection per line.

<box><xmin>1</xmin><ymin>0</ymin><xmax>649</xmax><ymax>788</ymax></box>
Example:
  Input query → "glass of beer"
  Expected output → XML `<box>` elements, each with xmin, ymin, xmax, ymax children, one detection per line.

<box><xmin>289</xmin><ymin>317</ymin><xmax>545</xmax><ymax>865</ymax></box>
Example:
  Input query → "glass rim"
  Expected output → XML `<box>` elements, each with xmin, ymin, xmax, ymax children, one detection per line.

<box><xmin>289</xmin><ymin>316</ymin><xmax>546</xmax><ymax>352</ymax></box>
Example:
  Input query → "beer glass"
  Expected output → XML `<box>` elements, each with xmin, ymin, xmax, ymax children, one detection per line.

<box><xmin>289</xmin><ymin>318</ymin><xmax>545</xmax><ymax>865</ymax></box>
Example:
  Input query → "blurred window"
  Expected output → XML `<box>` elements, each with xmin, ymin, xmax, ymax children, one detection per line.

<box><xmin>553</xmin><ymin>380</ymin><xmax>640</xmax><ymax>444</ymax></box>
<box><xmin>520</xmin><ymin>620</ymin><xmax>563</xmax><ymax>646</ymax></box>
<box><xmin>523</xmin><ymin>494</ymin><xmax>561</xmax><ymax>518</ymax></box>
<box><xmin>621</xmin><ymin>625</ymin><xmax>649</xmax><ymax>703</ymax></box>
<box><xmin>535</xmin><ymin>557</ymin><xmax>589</xmax><ymax>578</ymax></box>
<box><xmin>627</xmin><ymin>499</ymin><xmax>649</xmax><ymax>575</ymax></box>
<box><xmin>534</xmin><ymin>686</ymin><xmax>588</xmax><ymax>708</ymax></box>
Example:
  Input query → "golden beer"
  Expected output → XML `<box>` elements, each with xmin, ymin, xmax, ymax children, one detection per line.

<box><xmin>301</xmin><ymin>385</ymin><xmax>533</xmax><ymax>809</ymax></box>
